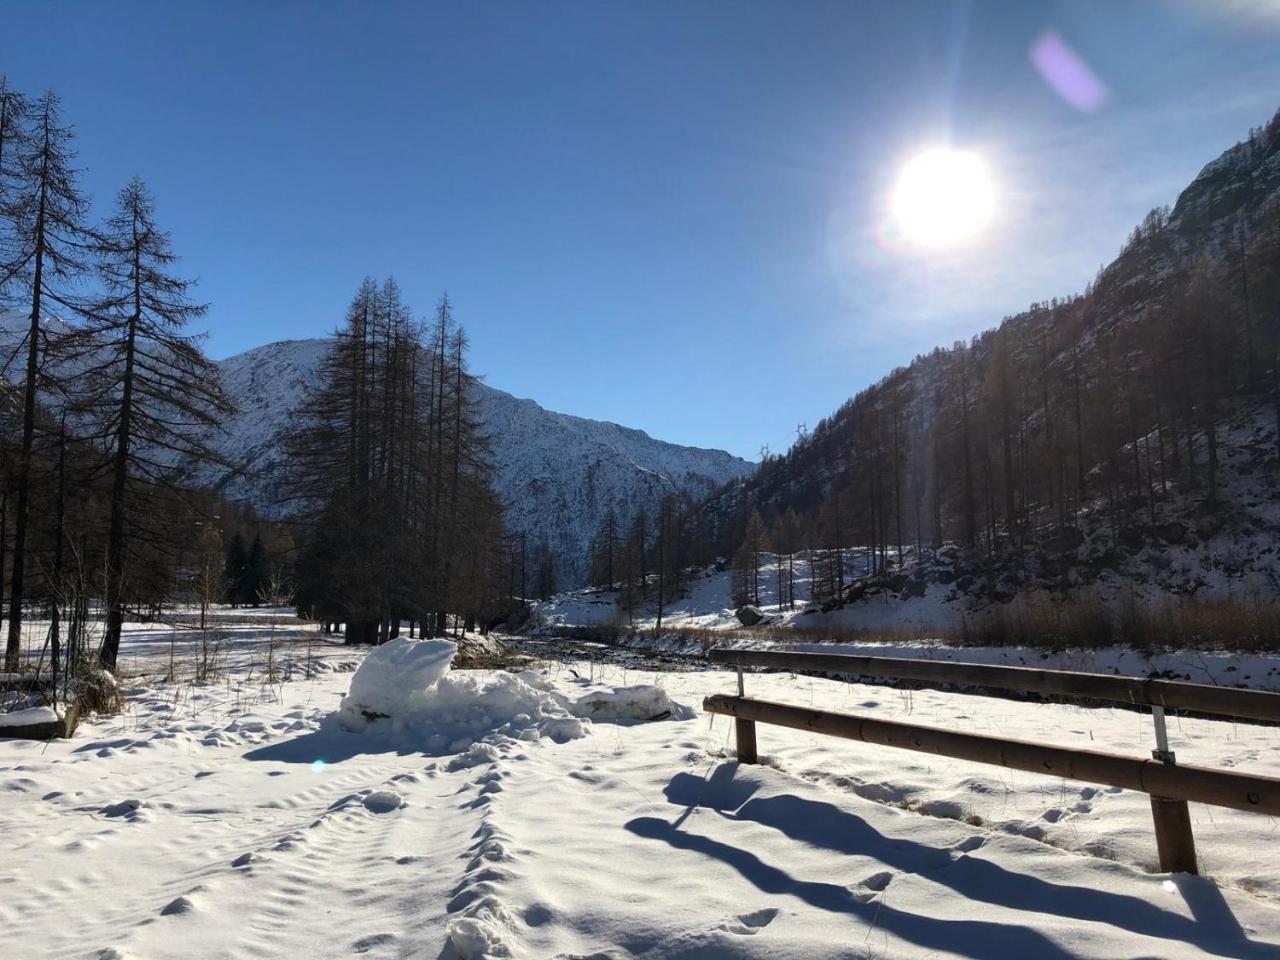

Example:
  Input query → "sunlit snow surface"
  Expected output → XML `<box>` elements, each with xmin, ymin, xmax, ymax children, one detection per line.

<box><xmin>2</xmin><ymin>616</ymin><xmax>1279</xmax><ymax>958</ymax></box>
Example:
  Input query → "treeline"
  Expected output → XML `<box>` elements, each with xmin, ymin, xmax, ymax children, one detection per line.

<box><xmin>0</xmin><ymin>77</ymin><xmax>233</xmax><ymax>675</ymax></box>
<box><xmin>582</xmin><ymin>491</ymin><xmax>711</xmax><ymax>630</ymax></box>
<box><xmin>710</xmin><ymin>111</ymin><xmax>1280</xmax><ymax>599</ymax></box>
<box><xmin>286</xmin><ymin>280</ymin><xmax>513</xmax><ymax>643</ymax></box>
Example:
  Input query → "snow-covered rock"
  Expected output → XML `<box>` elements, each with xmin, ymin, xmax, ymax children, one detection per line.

<box><xmin>0</xmin><ymin>705</ymin><xmax>59</xmax><ymax>728</ymax></box>
<box><xmin>569</xmin><ymin>684</ymin><xmax>695</xmax><ymax>721</ymax></box>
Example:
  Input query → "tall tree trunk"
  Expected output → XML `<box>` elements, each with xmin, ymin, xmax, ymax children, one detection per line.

<box><xmin>5</xmin><ymin>182</ymin><xmax>47</xmax><ymax>673</ymax></box>
<box><xmin>100</xmin><ymin>227</ymin><xmax>143</xmax><ymax>671</ymax></box>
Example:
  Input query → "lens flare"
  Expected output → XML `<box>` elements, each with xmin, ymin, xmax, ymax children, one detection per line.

<box><xmin>1030</xmin><ymin>31</ymin><xmax>1109</xmax><ymax>113</ymax></box>
<box><xmin>891</xmin><ymin>149</ymin><xmax>995</xmax><ymax>246</ymax></box>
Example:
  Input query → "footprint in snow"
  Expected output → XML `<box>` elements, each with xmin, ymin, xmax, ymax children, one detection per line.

<box><xmin>854</xmin><ymin>872</ymin><xmax>894</xmax><ymax>902</ymax></box>
<box><xmin>523</xmin><ymin>903</ymin><xmax>553</xmax><ymax>927</ymax></box>
<box><xmin>273</xmin><ymin>832</ymin><xmax>306</xmax><ymax>851</ymax></box>
<box><xmin>101</xmin><ymin>799</ymin><xmax>145</xmax><ymax>819</ymax></box>
<box><xmin>953</xmin><ymin>835</ymin><xmax>985</xmax><ymax>854</ymax></box>
<box><xmin>351</xmin><ymin>932</ymin><xmax>396</xmax><ymax>953</ymax></box>
<box><xmin>160</xmin><ymin>895</ymin><xmax>196</xmax><ymax>917</ymax></box>
<box><xmin>363</xmin><ymin>790</ymin><xmax>406</xmax><ymax>813</ymax></box>
<box><xmin>717</xmin><ymin>907</ymin><xmax>780</xmax><ymax>935</ymax></box>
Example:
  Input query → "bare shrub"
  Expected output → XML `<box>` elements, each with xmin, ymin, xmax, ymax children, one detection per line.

<box><xmin>257</xmin><ymin>571</ymin><xmax>295</xmax><ymax>684</ymax></box>
<box><xmin>195</xmin><ymin>628</ymin><xmax>226</xmax><ymax>682</ymax></box>
<box><xmin>72</xmin><ymin>666</ymin><xmax>122</xmax><ymax>717</ymax></box>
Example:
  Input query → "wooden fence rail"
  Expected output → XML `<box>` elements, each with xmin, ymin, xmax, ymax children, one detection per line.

<box><xmin>707</xmin><ymin>648</ymin><xmax>1280</xmax><ymax>723</ymax></box>
<box><xmin>705</xmin><ymin>648</ymin><xmax>1280</xmax><ymax>875</ymax></box>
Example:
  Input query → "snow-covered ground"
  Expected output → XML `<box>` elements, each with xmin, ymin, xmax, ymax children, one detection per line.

<box><xmin>528</xmin><ymin>555</ymin><xmax>961</xmax><ymax>635</ymax></box>
<box><xmin>3</xmin><ymin>623</ymin><xmax>1280</xmax><ymax>959</ymax></box>
<box><xmin>527</xmin><ymin>562</ymin><xmax>1280</xmax><ymax>697</ymax></box>
<box><xmin>7</xmin><ymin>605</ymin><xmax>334</xmax><ymax>685</ymax></box>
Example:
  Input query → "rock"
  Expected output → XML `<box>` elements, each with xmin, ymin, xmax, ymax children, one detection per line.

<box><xmin>735</xmin><ymin>605</ymin><xmax>764</xmax><ymax>627</ymax></box>
<box><xmin>0</xmin><ymin>704</ymin><xmax>78</xmax><ymax>740</ymax></box>
<box><xmin>1154</xmin><ymin>521</ymin><xmax>1187</xmax><ymax>545</ymax></box>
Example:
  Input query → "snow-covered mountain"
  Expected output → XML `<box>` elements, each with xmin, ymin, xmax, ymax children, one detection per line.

<box><xmin>207</xmin><ymin>337</ymin><xmax>753</xmax><ymax>585</ymax></box>
<box><xmin>0</xmin><ymin>313</ymin><xmax>752</xmax><ymax>588</ymax></box>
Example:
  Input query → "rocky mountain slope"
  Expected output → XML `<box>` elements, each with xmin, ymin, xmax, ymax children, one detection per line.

<box><xmin>208</xmin><ymin>336</ymin><xmax>753</xmax><ymax>585</ymax></box>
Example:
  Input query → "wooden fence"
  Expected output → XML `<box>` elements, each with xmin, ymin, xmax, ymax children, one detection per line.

<box><xmin>703</xmin><ymin>648</ymin><xmax>1280</xmax><ymax>875</ymax></box>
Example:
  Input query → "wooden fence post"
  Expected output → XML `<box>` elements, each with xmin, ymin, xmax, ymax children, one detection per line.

<box><xmin>1150</xmin><ymin>795</ymin><xmax>1198</xmax><ymax>874</ymax></box>
<box><xmin>1148</xmin><ymin>705</ymin><xmax>1198</xmax><ymax>874</ymax></box>
<box><xmin>735</xmin><ymin>718</ymin><xmax>758</xmax><ymax>764</ymax></box>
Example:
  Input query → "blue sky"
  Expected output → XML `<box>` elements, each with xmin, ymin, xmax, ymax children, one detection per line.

<box><xmin>3</xmin><ymin>1</ymin><xmax>1279</xmax><ymax>460</ymax></box>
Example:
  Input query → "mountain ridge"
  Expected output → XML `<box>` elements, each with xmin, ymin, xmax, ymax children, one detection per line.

<box><xmin>0</xmin><ymin>314</ymin><xmax>755</xmax><ymax>588</ymax></box>
<box><xmin>206</xmin><ymin>334</ymin><xmax>754</xmax><ymax>587</ymax></box>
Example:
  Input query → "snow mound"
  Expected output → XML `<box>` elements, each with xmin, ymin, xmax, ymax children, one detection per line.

<box><xmin>446</xmin><ymin>915</ymin><xmax>514</xmax><ymax>959</ymax></box>
<box><xmin>342</xmin><ymin>637</ymin><xmax>457</xmax><ymax>719</ymax></box>
<box><xmin>337</xmin><ymin>638</ymin><xmax>588</xmax><ymax>749</ymax></box>
<box><xmin>570</xmin><ymin>684</ymin><xmax>695</xmax><ymax>722</ymax></box>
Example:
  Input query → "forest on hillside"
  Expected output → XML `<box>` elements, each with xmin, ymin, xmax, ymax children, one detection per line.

<box><xmin>578</xmin><ymin>112</ymin><xmax>1280</xmax><ymax>633</ymax></box>
<box><xmin>704</xmin><ymin>113</ymin><xmax>1280</xmax><ymax>617</ymax></box>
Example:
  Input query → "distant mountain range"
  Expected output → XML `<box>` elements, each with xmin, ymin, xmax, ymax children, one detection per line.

<box><xmin>206</xmin><ymin>336</ymin><xmax>753</xmax><ymax>585</ymax></box>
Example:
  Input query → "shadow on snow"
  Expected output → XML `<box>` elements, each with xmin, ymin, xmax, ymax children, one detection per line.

<box><xmin>624</xmin><ymin>763</ymin><xmax>1266</xmax><ymax>960</ymax></box>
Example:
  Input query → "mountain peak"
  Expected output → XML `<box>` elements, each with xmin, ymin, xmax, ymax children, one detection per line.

<box><xmin>209</xmin><ymin>335</ymin><xmax>754</xmax><ymax>585</ymax></box>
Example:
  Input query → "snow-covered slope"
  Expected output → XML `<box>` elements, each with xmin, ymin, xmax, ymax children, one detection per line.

<box><xmin>208</xmin><ymin>337</ymin><xmax>753</xmax><ymax>584</ymax></box>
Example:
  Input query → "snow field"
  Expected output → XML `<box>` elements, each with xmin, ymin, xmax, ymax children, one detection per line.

<box><xmin>1</xmin><ymin>649</ymin><xmax>1278</xmax><ymax>958</ymax></box>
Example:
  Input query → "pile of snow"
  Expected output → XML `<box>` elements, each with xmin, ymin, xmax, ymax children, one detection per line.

<box><xmin>341</xmin><ymin>637</ymin><xmax>457</xmax><ymax>719</ymax></box>
<box><xmin>337</xmin><ymin>638</ymin><xmax>696</xmax><ymax>754</ymax></box>
<box><xmin>337</xmin><ymin>637</ymin><xmax>588</xmax><ymax>748</ymax></box>
<box><xmin>569</xmin><ymin>684</ymin><xmax>696</xmax><ymax>721</ymax></box>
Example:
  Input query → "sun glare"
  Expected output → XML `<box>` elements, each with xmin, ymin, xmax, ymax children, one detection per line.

<box><xmin>892</xmin><ymin>148</ymin><xmax>995</xmax><ymax>247</ymax></box>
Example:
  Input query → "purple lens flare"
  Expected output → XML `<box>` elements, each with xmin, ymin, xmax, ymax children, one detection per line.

<box><xmin>1030</xmin><ymin>31</ymin><xmax>1109</xmax><ymax>113</ymax></box>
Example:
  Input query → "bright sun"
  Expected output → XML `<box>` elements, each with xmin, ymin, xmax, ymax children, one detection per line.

<box><xmin>892</xmin><ymin>148</ymin><xmax>994</xmax><ymax>246</ymax></box>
